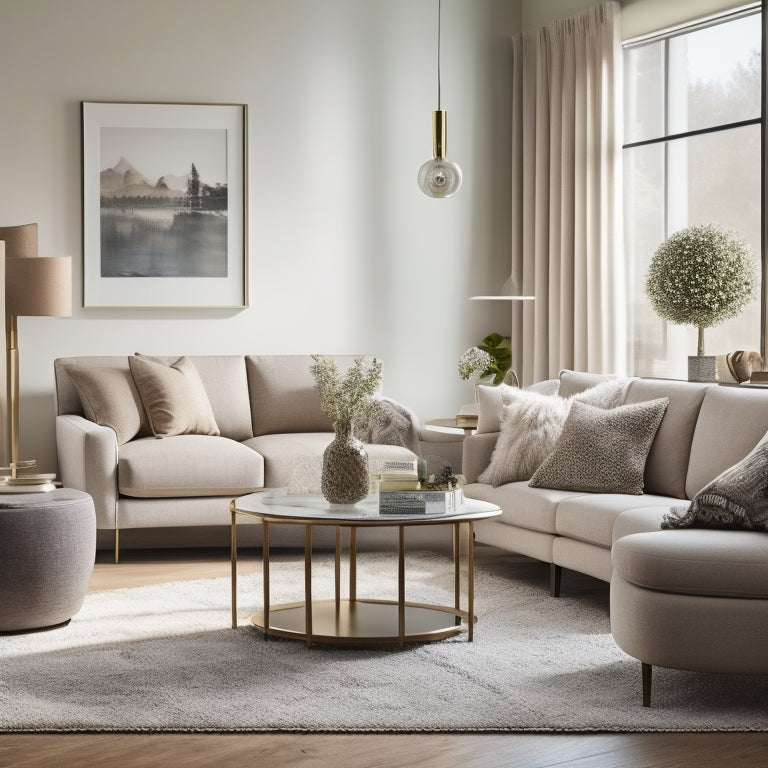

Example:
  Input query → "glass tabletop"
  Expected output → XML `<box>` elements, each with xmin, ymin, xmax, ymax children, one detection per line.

<box><xmin>232</xmin><ymin>490</ymin><xmax>501</xmax><ymax>524</ymax></box>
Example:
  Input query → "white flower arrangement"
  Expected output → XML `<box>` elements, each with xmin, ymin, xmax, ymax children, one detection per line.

<box><xmin>457</xmin><ymin>347</ymin><xmax>494</xmax><ymax>382</ymax></box>
<box><xmin>645</xmin><ymin>223</ymin><xmax>757</xmax><ymax>355</ymax></box>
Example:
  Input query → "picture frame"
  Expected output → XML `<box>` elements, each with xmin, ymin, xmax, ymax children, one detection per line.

<box><xmin>81</xmin><ymin>101</ymin><xmax>248</xmax><ymax>308</ymax></box>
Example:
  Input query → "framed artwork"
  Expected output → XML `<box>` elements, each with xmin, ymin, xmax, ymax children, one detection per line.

<box><xmin>81</xmin><ymin>101</ymin><xmax>248</xmax><ymax>308</ymax></box>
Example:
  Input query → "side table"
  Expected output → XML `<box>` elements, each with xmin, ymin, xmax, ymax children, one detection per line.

<box><xmin>0</xmin><ymin>488</ymin><xmax>96</xmax><ymax>633</ymax></box>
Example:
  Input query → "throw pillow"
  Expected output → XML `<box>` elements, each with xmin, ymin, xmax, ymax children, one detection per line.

<box><xmin>478</xmin><ymin>388</ymin><xmax>570</xmax><ymax>486</ymax></box>
<box><xmin>528</xmin><ymin>397</ymin><xmax>669</xmax><ymax>495</ymax></box>
<box><xmin>129</xmin><ymin>354</ymin><xmax>220</xmax><ymax>438</ymax></box>
<box><xmin>662</xmin><ymin>430</ymin><xmax>768</xmax><ymax>531</ymax></box>
<box><xmin>63</xmin><ymin>364</ymin><xmax>149</xmax><ymax>445</ymax></box>
<box><xmin>476</xmin><ymin>383</ymin><xmax>517</xmax><ymax>434</ymax></box>
<box><xmin>477</xmin><ymin>378</ymin><xmax>632</xmax><ymax>487</ymax></box>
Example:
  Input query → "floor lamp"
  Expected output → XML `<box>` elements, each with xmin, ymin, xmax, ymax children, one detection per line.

<box><xmin>1</xmin><ymin>223</ymin><xmax>72</xmax><ymax>491</ymax></box>
<box><xmin>470</xmin><ymin>277</ymin><xmax>534</xmax><ymax>386</ymax></box>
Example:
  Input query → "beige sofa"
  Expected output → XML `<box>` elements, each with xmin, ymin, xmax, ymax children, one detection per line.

<box><xmin>462</xmin><ymin>370</ymin><xmax>768</xmax><ymax>704</ymax></box>
<box><xmin>54</xmin><ymin>354</ymin><xmax>453</xmax><ymax>560</ymax></box>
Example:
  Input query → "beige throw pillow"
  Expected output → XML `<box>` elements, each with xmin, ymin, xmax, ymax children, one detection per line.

<box><xmin>129</xmin><ymin>355</ymin><xmax>220</xmax><ymax>438</ymax></box>
<box><xmin>63</xmin><ymin>364</ymin><xmax>149</xmax><ymax>445</ymax></box>
<box><xmin>529</xmin><ymin>397</ymin><xmax>669</xmax><ymax>495</ymax></box>
<box><xmin>477</xmin><ymin>378</ymin><xmax>631</xmax><ymax>487</ymax></box>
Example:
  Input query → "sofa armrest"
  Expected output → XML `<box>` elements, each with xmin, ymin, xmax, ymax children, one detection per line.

<box><xmin>56</xmin><ymin>414</ymin><xmax>119</xmax><ymax>530</ymax></box>
<box><xmin>461</xmin><ymin>432</ymin><xmax>499</xmax><ymax>483</ymax></box>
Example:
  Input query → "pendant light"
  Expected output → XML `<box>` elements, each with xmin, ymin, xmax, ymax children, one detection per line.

<box><xmin>417</xmin><ymin>0</ymin><xmax>462</xmax><ymax>198</ymax></box>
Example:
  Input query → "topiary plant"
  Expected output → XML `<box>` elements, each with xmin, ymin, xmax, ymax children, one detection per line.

<box><xmin>645</xmin><ymin>224</ymin><xmax>757</xmax><ymax>356</ymax></box>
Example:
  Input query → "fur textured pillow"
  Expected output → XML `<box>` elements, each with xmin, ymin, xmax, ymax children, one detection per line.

<box><xmin>662</xmin><ymin>430</ymin><xmax>768</xmax><ymax>530</ymax></box>
<box><xmin>477</xmin><ymin>378</ymin><xmax>631</xmax><ymax>487</ymax></box>
<box><xmin>529</xmin><ymin>397</ymin><xmax>669</xmax><ymax>495</ymax></box>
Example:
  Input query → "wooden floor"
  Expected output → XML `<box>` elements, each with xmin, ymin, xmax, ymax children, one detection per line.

<box><xmin>2</xmin><ymin>546</ymin><xmax>767</xmax><ymax>768</ymax></box>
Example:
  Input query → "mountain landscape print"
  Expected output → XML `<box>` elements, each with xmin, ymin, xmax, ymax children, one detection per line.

<box><xmin>99</xmin><ymin>126</ymin><xmax>228</xmax><ymax>278</ymax></box>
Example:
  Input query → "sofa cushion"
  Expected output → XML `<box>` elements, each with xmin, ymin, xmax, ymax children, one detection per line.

<box><xmin>529</xmin><ymin>398</ymin><xmax>668</xmax><ymax>495</ymax></box>
<box><xmin>477</xmin><ymin>379</ymin><xmax>631</xmax><ymax>487</ymax></box>
<box><xmin>118</xmin><ymin>435</ymin><xmax>264</xmax><ymax>497</ymax></box>
<box><xmin>130</xmin><ymin>355</ymin><xmax>220</xmax><ymax>438</ymax></box>
<box><xmin>612</xmin><ymin>530</ymin><xmax>768</xmax><ymax>599</ymax></box>
<box><xmin>187</xmin><ymin>356</ymin><xmax>253</xmax><ymax>441</ymax></box>
<box><xmin>623</xmin><ymin>378</ymin><xmax>709</xmax><ymax>500</ymax></box>
<box><xmin>464</xmin><ymin>481</ymin><xmax>590</xmax><ymax>534</ymax></box>
<box><xmin>686</xmin><ymin>385</ymin><xmax>768</xmax><ymax>499</ymax></box>
<box><xmin>612</xmin><ymin>506</ymin><xmax>679</xmax><ymax>543</ymax></box>
<box><xmin>244</xmin><ymin>433</ymin><xmax>416</xmax><ymax>490</ymax></box>
<box><xmin>246</xmin><ymin>355</ymin><xmax>333</xmax><ymax>436</ymax></box>
<box><xmin>663</xmin><ymin>428</ymin><xmax>768</xmax><ymax>531</ymax></box>
<box><xmin>556</xmin><ymin>493</ymin><xmax>684</xmax><ymax>548</ymax></box>
<box><xmin>557</xmin><ymin>369</ymin><xmax>616</xmax><ymax>398</ymax></box>
<box><xmin>62</xmin><ymin>363</ymin><xmax>149</xmax><ymax>445</ymax></box>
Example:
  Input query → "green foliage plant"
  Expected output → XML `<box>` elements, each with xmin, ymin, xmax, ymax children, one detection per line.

<box><xmin>645</xmin><ymin>224</ymin><xmax>757</xmax><ymax>356</ymax></box>
<box><xmin>310</xmin><ymin>355</ymin><xmax>382</xmax><ymax>432</ymax></box>
<box><xmin>457</xmin><ymin>333</ymin><xmax>512</xmax><ymax>385</ymax></box>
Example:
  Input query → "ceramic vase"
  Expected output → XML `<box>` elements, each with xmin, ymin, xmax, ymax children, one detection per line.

<box><xmin>688</xmin><ymin>355</ymin><xmax>717</xmax><ymax>383</ymax></box>
<box><xmin>321</xmin><ymin>418</ymin><xmax>369</xmax><ymax>505</ymax></box>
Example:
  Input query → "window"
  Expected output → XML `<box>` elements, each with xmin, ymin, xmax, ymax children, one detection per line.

<box><xmin>623</xmin><ymin>6</ymin><xmax>762</xmax><ymax>378</ymax></box>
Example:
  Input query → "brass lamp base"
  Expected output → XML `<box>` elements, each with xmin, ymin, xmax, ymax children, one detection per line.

<box><xmin>0</xmin><ymin>462</ymin><xmax>59</xmax><ymax>492</ymax></box>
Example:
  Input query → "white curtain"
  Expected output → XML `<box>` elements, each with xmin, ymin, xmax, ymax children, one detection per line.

<box><xmin>510</xmin><ymin>1</ymin><xmax>626</xmax><ymax>385</ymax></box>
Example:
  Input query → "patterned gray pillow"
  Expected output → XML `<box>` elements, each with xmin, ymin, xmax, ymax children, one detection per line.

<box><xmin>662</xmin><ymin>430</ymin><xmax>768</xmax><ymax>530</ymax></box>
<box><xmin>529</xmin><ymin>398</ymin><xmax>669</xmax><ymax>495</ymax></box>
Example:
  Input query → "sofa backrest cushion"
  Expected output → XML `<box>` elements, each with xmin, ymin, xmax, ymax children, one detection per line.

<box><xmin>187</xmin><ymin>355</ymin><xmax>253</xmax><ymax>441</ymax></box>
<box><xmin>623</xmin><ymin>378</ymin><xmax>710</xmax><ymax>500</ymax></box>
<box><xmin>686</xmin><ymin>385</ymin><xmax>768</xmax><ymax>499</ymax></box>
<box><xmin>246</xmin><ymin>355</ymin><xmax>378</xmax><ymax>437</ymax></box>
<box><xmin>557</xmin><ymin>370</ymin><xmax>615</xmax><ymax>398</ymax></box>
<box><xmin>136</xmin><ymin>355</ymin><xmax>253</xmax><ymax>442</ymax></box>
<box><xmin>54</xmin><ymin>355</ymin><xmax>254</xmax><ymax>442</ymax></box>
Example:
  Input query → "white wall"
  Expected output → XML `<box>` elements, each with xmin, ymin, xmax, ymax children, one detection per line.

<box><xmin>0</xmin><ymin>0</ymin><xmax>521</xmax><ymax>473</ymax></box>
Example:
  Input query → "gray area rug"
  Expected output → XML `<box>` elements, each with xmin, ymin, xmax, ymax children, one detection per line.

<box><xmin>1</xmin><ymin>550</ymin><xmax>766</xmax><ymax>733</ymax></box>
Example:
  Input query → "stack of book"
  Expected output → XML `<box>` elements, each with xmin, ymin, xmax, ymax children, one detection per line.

<box><xmin>372</xmin><ymin>460</ymin><xmax>420</xmax><ymax>492</ymax></box>
<box><xmin>749</xmin><ymin>371</ymin><xmax>768</xmax><ymax>385</ymax></box>
<box><xmin>379</xmin><ymin>487</ymin><xmax>464</xmax><ymax>515</ymax></box>
<box><xmin>454</xmin><ymin>413</ymin><xmax>478</xmax><ymax>429</ymax></box>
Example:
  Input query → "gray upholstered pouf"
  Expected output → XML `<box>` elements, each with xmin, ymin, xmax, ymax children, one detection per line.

<box><xmin>0</xmin><ymin>488</ymin><xmax>95</xmax><ymax>633</ymax></box>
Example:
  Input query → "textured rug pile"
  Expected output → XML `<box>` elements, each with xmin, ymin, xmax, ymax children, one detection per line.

<box><xmin>1</xmin><ymin>551</ymin><xmax>766</xmax><ymax>733</ymax></box>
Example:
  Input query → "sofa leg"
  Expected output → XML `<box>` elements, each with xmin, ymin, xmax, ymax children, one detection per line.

<box><xmin>115</xmin><ymin>528</ymin><xmax>120</xmax><ymax>565</ymax></box>
<box><xmin>642</xmin><ymin>662</ymin><xmax>652</xmax><ymax>707</ymax></box>
<box><xmin>550</xmin><ymin>564</ymin><xmax>562</xmax><ymax>597</ymax></box>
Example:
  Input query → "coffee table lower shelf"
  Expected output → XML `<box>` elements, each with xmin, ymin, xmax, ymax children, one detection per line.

<box><xmin>252</xmin><ymin>598</ymin><xmax>472</xmax><ymax>646</ymax></box>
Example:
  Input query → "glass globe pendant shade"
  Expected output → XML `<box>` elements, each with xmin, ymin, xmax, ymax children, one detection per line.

<box><xmin>417</xmin><ymin>158</ymin><xmax>462</xmax><ymax>198</ymax></box>
<box><xmin>418</xmin><ymin>110</ymin><xmax>462</xmax><ymax>198</ymax></box>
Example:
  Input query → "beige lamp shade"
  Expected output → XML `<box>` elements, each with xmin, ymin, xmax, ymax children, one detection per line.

<box><xmin>0</xmin><ymin>222</ymin><xmax>38</xmax><ymax>260</ymax></box>
<box><xmin>6</xmin><ymin>256</ymin><xmax>72</xmax><ymax>317</ymax></box>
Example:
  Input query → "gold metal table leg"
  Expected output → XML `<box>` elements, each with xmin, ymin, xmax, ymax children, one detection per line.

<box><xmin>453</xmin><ymin>522</ymin><xmax>461</xmax><ymax>625</ymax></box>
<box><xmin>349</xmin><ymin>526</ymin><xmax>357</xmax><ymax>602</ymax></box>
<box><xmin>467</xmin><ymin>521</ymin><xmax>475</xmax><ymax>642</ymax></box>
<box><xmin>334</xmin><ymin>526</ymin><xmax>341</xmax><ymax>612</ymax></box>
<box><xmin>398</xmin><ymin>525</ymin><xmax>405</xmax><ymax>646</ymax></box>
<box><xmin>230</xmin><ymin>502</ymin><xmax>237</xmax><ymax>629</ymax></box>
<box><xmin>263</xmin><ymin>520</ymin><xmax>270</xmax><ymax>640</ymax></box>
<box><xmin>304</xmin><ymin>523</ymin><xmax>313</xmax><ymax>648</ymax></box>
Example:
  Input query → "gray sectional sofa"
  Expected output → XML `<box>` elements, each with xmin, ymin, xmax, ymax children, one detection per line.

<box><xmin>461</xmin><ymin>370</ymin><xmax>768</xmax><ymax>704</ymax></box>
<box><xmin>54</xmin><ymin>354</ymin><xmax>435</xmax><ymax>560</ymax></box>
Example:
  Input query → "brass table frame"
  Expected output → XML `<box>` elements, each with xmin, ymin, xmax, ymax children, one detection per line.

<box><xmin>230</xmin><ymin>496</ymin><xmax>501</xmax><ymax>647</ymax></box>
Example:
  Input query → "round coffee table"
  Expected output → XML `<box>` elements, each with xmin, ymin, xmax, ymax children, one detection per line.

<box><xmin>230</xmin><ymin>492</ymin><xmax>501</xmax><ymax>647</ymax></box>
